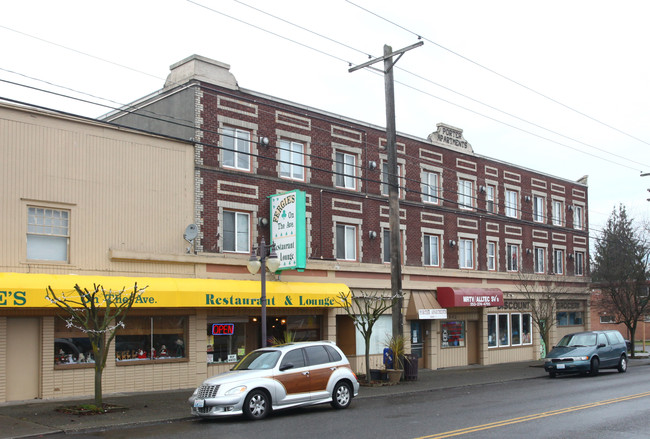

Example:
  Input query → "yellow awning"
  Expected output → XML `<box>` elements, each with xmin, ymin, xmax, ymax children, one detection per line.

<box><xmin>0</xmin><ymin>272</ymin><xmax>350</xmax><ymax>308</ymax></box>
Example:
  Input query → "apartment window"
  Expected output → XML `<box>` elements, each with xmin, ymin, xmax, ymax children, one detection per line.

<box><xmin>600</xmin><ymin>315</ymin><xmax>615</xmax><ymax>324</ymax></box>
<box><xmin>575</xmin><ymin>251</ymin><xmax>585</xmax><ymax>276</ymax></box>
<box><xmin>554</xmin><ymin>249</ymin><xmax>564</xmax><ymax>275</ymax></box>
<box><xmin>552</xmin><ymin>200</ymin><xmax>563</xmax><ymax>226</ymax></box>
<box><xmin>279</xmin><ymin>140</ymin><xmax>304</xmax><ymax>180</ymax></box>
<box><xmin>382</xmin><ymin>162</ymin><xmax>402</xmax><ymax>197</ymax></box>
<box><xmin>557</xmin><ymin>311</ymin><xmax>583</xmax><ymax>326</ymax></box>
<box><xmin>505</xmin><ymin>190</ymin><xmax>518</xmax><ymax>218</ymax></box>
<box><xmin>383</xmin><ymin>229</ymin><xmax>391</xmax><ymax>263</ymax></box>
<box><xmin>27</xmin><ymin>207</ymin><xmax>69</xmax><ymax>262</ymax></box>
<box><xmin>533</xmin><ymin>196</ymin><xmax>545</xmax><ymax>223</ymax></box>
<box><xmin>488</xmin><ymin>313</ymin><xmax>532</xmax><ymax>348</ymax></box>
<box><xmin>222</xmin><ymin>127</ymin><xmax>250</xmax><ymax>171</ymax></box>
<box><xmin>459</xmin><ymin>238</ymin><xmax>474</xmax><ymax>269</ymax></box>
<box><xmin>487</xmin><ymin>241</ymin><xmax>496</xmax><ymax>271</ymax></box>
<box><xmin>335</xmin><ymin>152</ymin><xmax>356</xmax><ymax>189</ymax></box>
<box><xmin>574</xmin><ymin>205</ymin><xmax>584</xmax><ymax>230</ymax></box>
<box><xmin>223</xmin><ymin>211</ymin><xmax>250</xmax><ymax>253</ymax></box>
<box><xmin>534</xmin><ymin>247</ymin><xmax>545</xmax><ymax>274</ymax></box>
<box><xmin>458</xmin><ymin>179</ymin><xmax>473</xmax><ymax>209</ymax></box>
<box><xmin>336</xmin><ymin>224</ymin><xmax>357</xmax><ymax>260</ymax></box>
<box><xmin>422</xmin><ymin>171</ymin><xmax>439</xmax><ymax>204</ymax></box>
<box><xmin>506</xmin><ymin>244</ymin><xmax>519</xmax><ymax>272</ymax></box>
<box><xmin>424</xmin><ymin>234</ymin><xmax>440</xmax><ymax>267</ymax></box>
<box><xmin>486</xmin><ymin>185</ymin><xmax>496</xmax><ymax>213</ymax></box>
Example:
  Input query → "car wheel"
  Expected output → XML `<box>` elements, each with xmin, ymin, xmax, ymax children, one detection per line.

<box><xmin>590</xmin><ymin>357</ymin><xmax>600</xmax><ymax>376</ymax></box>
<box><xmin>330</xmin><ymin>381</ymin><xmax>352</xmax><ymax>409</ymax></box>
<box><xmin>617</xmin><ymin>355</ymin><xmax>627</xmax><ymax>373</ymax></box>
<box><xmin>549</xmin><ymin>371</ymin><xmax>556</xmax><ymax>378</ymax></box>
<box><xmin>243</xmin><ymin>390</ymin><xmax>270</xmax><ymax>420</ymax></box>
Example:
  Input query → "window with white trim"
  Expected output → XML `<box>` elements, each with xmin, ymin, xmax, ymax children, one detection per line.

<box><xmin>600</xmin><ymin>315</ymin><xmax>615</xmax><ymax>324</ymax></box>
<box><xmin>223</xmin><ymin>211</ymin><xmax>250</xmax><ymax>253</ymax></box>
<box><xmin>575</xmin><ymin>251</ymin><xmax>585</xmax><ymax>276</ymax></box>
<box><xmin>487</xmin><ymin>241</ymin><xmax>496</xmax><ymax>271</ymax></box>
<box><xmin>222</xmin><ymin>127</ymin><xmax>250</xmax><ymax>171</ymax></box>
<box><xmin>505</xmin><ymin>190</ymin><xmax>518</xmax><ymax>218</ymax></box>
<box><xmin>533</xmin><ymin>195</ymin><xmax>545</xmax><ymax>223</ymax></box>
<box><xmin>279</xmin><ymin>140</ymin><xmax>304</xmax><ymax>181</ymax></box>
<box><xmin>506</xmin><ymin>244</ymin><xmax>519</xmax><ymax>272</ymax></box>
<box><xmin>553</xmin><ymin>249</ymin><xmax>564</xmax><ymax>275</ymax></box>
<box><xmin>486</xmin><ymin>184</ymin><xmax>496</xmax><ymax>213</ymax></box>
<box><xmin>336</xmin><ymin>224</ymin><xmax>357</xmax><ymax>260</ymax></box>
<box><xmin>424</xmin><ymin>234</ymin><xmax>440</xmax><ymax>267</ymax></box>
<box><xmin>488</xmin><ymin>313</ymin><xmax>532</xmax><ymax>347</ymax></box>
<box><xmin>382</xmin><ymin>162</ymin><xmax>402</xmax><ymax>197</ymax></box>
<box><xmin>552</xmin><ymin>200</ymin><xmax>563</xmax><ymax>226</ymax></box>
<box><xmin>459</xmin><ymin>238</ymin><xmax>474</xmax><ymax>269</ymax></box>
<box><xmin>422</xmin><ymin>171</ymin><xmax>439</xmax><ymax>204</ymax></box>
<box><xmin>335</xmin><ymin>152</ymin><xmax>356</xmax><ymax>189</ymax></box>
<box><xmin>458</xmin><ymin>179</ymin><xmax>473</xmax><ymax>209</ymax></box>
<box><xmin>573</xmin><ymin>205</ymin><xmax>584</xmax><ymax>230</ymax></box>
<box><xmin>383</xmin><ymin>229</ymin><xmax>404</xmax><ymax>263</ymax></box>
<box><xmin>534</xmin><ymin>247</ymin><xmax>545</xmax><ymax>274</ymax></box>
<box><xmin>27</xmin><ymin>207</ymin><xmax>70</xmax><ymax>262</ymax></box>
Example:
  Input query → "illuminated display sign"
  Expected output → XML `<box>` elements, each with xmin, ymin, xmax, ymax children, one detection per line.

<box><xmin>211</xmin><ymin>323</ymin><xmax>235</xmax><ymax>336</ymax></box>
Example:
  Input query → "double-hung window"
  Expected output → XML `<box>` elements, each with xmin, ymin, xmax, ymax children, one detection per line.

<box><xmin>223</xmin><ymin>211</ymin><xmax>250</xmax><ymax>253</ymax></box>
<box><xmin>335</xmin><ymin>152</ymin><xmax>356</xmax><ymax>189</ymax></box>
<box><xmin>279</xmin><ymin>140</ymin><xmax>304</xmax><ymax>180</ymax></box>
<box><xmin>506</xmin><ymin>244</ymin><xmax>519</xmax><ymax>272</ymax></box>
<box><xmin>534</xmin><ymin>247</ymin><xmax>545</xmax><ymax>274</ymax></box>
<box><xmin>552</xmin><ymin>200</ymin><xmax>563</xmax><ymax>226</ymax></box>
<box><xmin>575</xmin><ymin>251</ymin><xmax>584</xmax><ymax>276</ymax></box>
<box><xmin>554</xmin><ymin>249</ymin><xmax>564</xmax><ymax>275</ymax></box>
<box><xmin>382</xmin><ymin>163</ymin><xmax>402</xmax><ymax>197</ymax></box>
<box><xmin>222</xmin><ymin>127</ymin><xmax>250</xmax><ymax>171</ymax></box>
<box><xmin>424</xmin><ymin>234</ymin><xmax>440</xmax><ymax>267</ymax></box>
<box><xmin>422</xmin><ymin>172</ymin><xmax>439</xmax><ymax>204</ymax></box>
<box><xmin>505</xmin><ymin>190</ymin><xmax>518</xmax><ymax>218</ymax></box>
<box><xmin>459</xmin><ymin>239</ymin><xmax>474</xmax><ymax>269</ymax></box>
<box><xmin>336</xmin><ymin>224</ymin><xmax>357</xmax><ymax>260</ymax></box>
<box><xmin>533</xmin><ymin>196</ymin><xmax>545</xmax><ymax>223</ymax></box>
<box><xmin>27</xmin><ymin>207</ymin><xmax>69</xmax><ymax>262</ymax></box>
<box><xmin>486</xmin><ymin>185</ymin><xmax>496</xmax><ymax>213</ymax></box>
<box><xmin>458</xmin><ymin>179</ymin><xmax>473</xmax><ymax>209</ymax></box>
<box><xmin>487</xmin><ymin>241</ymin><xmax>496</xmax><ymax>271</ymax></box>
<box><xmin>573</xmin><ymin>205</ymin><xmax>584</xmax><ymax>230</ymax></box>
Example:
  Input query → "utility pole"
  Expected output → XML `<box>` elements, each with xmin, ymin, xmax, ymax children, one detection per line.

<box><xmin>349</xmin><ymin>41</ymin><xmax>423</xmax><ymax>339</ymax></box>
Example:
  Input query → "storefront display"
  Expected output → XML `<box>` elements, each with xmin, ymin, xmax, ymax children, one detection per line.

<box><xmin>441</xmin><ymin>321</ymin><xmax>465</xmax><ymax>347</ymax></box>
<box><xmin>115</xmin><ymin>316</ymin><xmax>187</xmax><ymax>362</ymax></box>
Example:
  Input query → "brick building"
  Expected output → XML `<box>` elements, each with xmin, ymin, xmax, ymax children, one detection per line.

<box><xmin>105</xmin><ymin>54</ymin><xmax>591</xmax><ymax>371</ymax></box>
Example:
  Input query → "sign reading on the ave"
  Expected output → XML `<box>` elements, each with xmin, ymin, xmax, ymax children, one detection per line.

<box><xmin>269</xmin><ymin>190</ymin><xmax>306</xmax><ymax>271</ymax></box>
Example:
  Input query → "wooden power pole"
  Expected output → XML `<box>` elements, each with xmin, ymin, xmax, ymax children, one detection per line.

<box><xmin>349</xmin><ymin>41</ymin><xmax>423</xmax><ymax>339</ymax></box>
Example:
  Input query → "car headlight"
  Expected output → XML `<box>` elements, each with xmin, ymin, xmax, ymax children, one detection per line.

<box><xmin>575</xmin><ymin>356</ymin><xmax>589</xmax><ymax>361</ymax></box>
<box><xmin>192</xmin><ymin>387</ymin><xmax>199</xmax><ymax>396</ymax></box>
<box><xmin>225</xmin><ymin>385</ymin><xmax>247</xmax><ymax>395</ymax></box>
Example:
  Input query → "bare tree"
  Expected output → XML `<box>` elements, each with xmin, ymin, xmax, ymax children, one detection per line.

<box><xmin>46</xmin><ymin>283</ymin><xmax>145</xmax><ymax>408</ymax></box>
<box><xmin>338</xmin><ymin>290</ymin><xmax>395</xmax><ymax>382</ymax></box>
<box><xmin>516</xmin><ymin>272</ymin><xmax>574</xmax><ymax>357</ymax></box>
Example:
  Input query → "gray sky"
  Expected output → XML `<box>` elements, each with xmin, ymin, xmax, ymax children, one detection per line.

<box><xmin>2</xmin><ymin>0</ymin><xmax>649</xmax><ymax>243</ymax></box>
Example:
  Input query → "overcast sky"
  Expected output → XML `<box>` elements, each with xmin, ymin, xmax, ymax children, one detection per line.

<box><xmin>2</xmin><ymin>0</ymin><xmax>649</xmax><ymax>244</ymax></box>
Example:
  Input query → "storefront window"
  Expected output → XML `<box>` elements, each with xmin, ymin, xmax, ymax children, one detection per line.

<box><xmin>511</xmin><ymin>314</ymin><xmax>521</xmax><ymax>345</ymax></box>
<box><xmin>286</xmin><ymin>315</ymin><xmax>321</xmax><ymax>341</ymax></box>
<box><xmin>557</xmin><ymin>311</ymin><xmax>583</xmax><ymax>326</ymax></box>
<box><xmin>207</xmin><ymin>321</ymin><xmax>246</xmax><ymax>363</ymax></box>
<box><xmin>522</xmin><ymin>314</ymin><xmax>532</xmax><ymax>344</ymax></box>
<box><xmin>54</xmin><ymin>318</ymin><xmax>94</xmax><ymax>365</ymax></box>
<box><xmin>441</xmin><ymin>321</ymin><xmax>465</xmax><ymax>348</ymax></box>
<box><xmin>498</xmin><ymin>314</ymin><xmax>509</xmax><ymax>346</ymax></box>
<box><xmin>488</xmin><ymin>313</ymin><xmax>533</xmax><ymax>348</ymax></box>
<box><xmin>487</xmin><ymin>315</ymin><xmax>497</xmax><ymax>347</ymax></box>
<box><xmin>115</xmin><ymin>316</ymin><xmax>187</xmax><ymax>362</ymax></box>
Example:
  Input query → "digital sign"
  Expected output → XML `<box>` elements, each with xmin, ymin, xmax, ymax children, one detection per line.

<box><xmin>211</xmin><ymin>323</ymin><xmax>235</xmax><ymax>336</ymax></box>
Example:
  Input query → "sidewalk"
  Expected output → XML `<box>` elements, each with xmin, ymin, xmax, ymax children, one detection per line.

<box><xmin>1</xmin><ymin>358</ymin><xmax>648</xmax><ymax>439</ymax></box>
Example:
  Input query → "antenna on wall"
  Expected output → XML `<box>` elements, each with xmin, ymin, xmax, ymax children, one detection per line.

<box><xmin>184</xmin><ymin>224</ymin><xmax>198</xmax><ymax>254</ymax></box>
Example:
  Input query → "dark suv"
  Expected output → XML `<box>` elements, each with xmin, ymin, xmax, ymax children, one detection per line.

<box><xmin>544</xmin><ymin>330</ymin><xmax>628</xmax><ymax>378</ymax></box>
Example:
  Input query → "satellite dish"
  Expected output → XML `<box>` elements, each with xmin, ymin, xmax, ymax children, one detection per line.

<box><xmin>184</xmin><ymin>224</ymin><xmax>198</xmax><ymax>242</ymax></box>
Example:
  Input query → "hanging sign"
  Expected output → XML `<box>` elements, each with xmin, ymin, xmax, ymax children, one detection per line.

<box><xmin>269</xmin><ymin>190</ymin><xmax>307</xmax><ymax>271</ymax></box>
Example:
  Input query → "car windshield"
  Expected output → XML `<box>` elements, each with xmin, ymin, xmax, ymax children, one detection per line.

<box><xmin>232</xmin><ymin>350</ymin><xmax>281</xmax><ymax>370</ymax></box>
<box><xmin>557</xmin><ymin>333</ymin><xmax>597</xmax><ymax>347</ymax></box>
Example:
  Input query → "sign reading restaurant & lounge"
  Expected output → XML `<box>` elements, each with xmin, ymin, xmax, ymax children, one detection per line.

<box><xmin>270</xmin><ymin>190</ymin><xmax>307</xmax><ymax>271</ymax></box>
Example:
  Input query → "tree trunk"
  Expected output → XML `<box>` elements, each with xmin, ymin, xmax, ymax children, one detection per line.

<box><xmin>364</xmin><ymin>334</ymin><xmax>371</xmax><ymax>383</ymax></box>
<box><xmin>94</xmin><ymin>364</ymin><xmax>103</xmax><ymax>407</ymax></box>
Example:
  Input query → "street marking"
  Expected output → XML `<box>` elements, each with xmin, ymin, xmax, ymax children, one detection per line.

<box><xmin>415</xmin><ymin>391</ymin><xmax>650</xmax><ymax>438</ymax></box>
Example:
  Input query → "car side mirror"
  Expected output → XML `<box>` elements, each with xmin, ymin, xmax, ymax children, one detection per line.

<box><xmin>279</xmin><ymin>363</ymin><xmax>294</xmax><ymax>371</ymax></box>
<box><xmin>597</xmin><ymin>343</ymin><xmax>606</xmax><ymax>348</ymax></box>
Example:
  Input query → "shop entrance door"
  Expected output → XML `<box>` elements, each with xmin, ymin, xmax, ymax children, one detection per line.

<box><xmin>410</xmin><ymin>321</ymin><xmax>424</xmax><ymax>369</ymax></box>
<box><xmin>7</xmin><ymin>318</ymin><xmax>40</xmax><ymax>401</ymax></box>
<box><xmin>467</xmin><ymin>320</ymin><xmax>480</xmax><ymax>365</ymax></box>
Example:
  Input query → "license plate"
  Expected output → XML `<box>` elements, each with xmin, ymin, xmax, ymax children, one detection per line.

<box><xmin>557</xmin><ymin>364</ymin><xmax>565</xmax><ymax>369</ymax></box>
<box><xmin>194</xmin><ymin>399</ymin><xmax>205</xmax><ymax>408</ymax></box>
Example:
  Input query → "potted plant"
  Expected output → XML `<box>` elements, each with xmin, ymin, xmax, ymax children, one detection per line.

<box><xmin>385</xmin><ymin>335</ymin><xmax>405</xmax><ymax>383</ymax></box>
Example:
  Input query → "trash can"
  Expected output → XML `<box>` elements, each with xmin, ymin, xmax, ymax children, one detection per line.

<box><xmin>403</xmin><ymin>354</ymin><xmax>418</xmax><ymax>381</ymax></box>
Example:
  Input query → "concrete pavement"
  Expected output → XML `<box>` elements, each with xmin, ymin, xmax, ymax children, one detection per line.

<box><xmin>1</xmin><ymin>357</ymin><xmax>649</xmax><ymax>438</ymax></box>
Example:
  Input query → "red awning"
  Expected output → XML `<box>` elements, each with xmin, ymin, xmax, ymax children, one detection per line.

<box><xmin>437</xmin><ymin>287</ymin><xmax>503</xmax><ymax>308</ymax></box>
